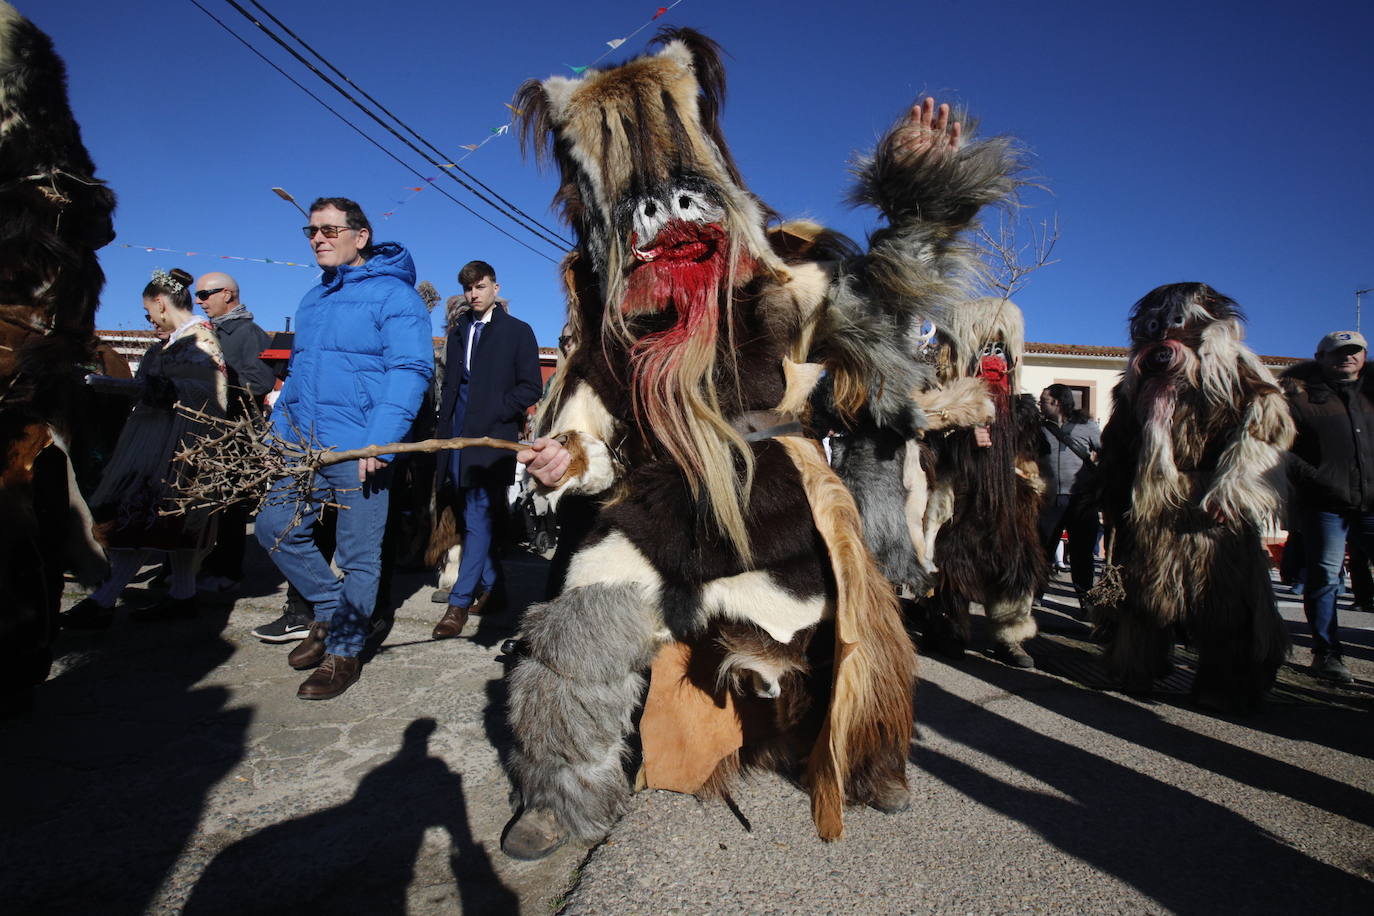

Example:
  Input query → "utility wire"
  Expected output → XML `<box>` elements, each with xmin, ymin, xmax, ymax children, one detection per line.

<box><xmin>246</xmin><ymin>0</ymin><xmax>571</xmax><ymax>249</ymax></box>
<box><xmin>188</xmin><ymin>0</ymin><xmax>558</xmax><ymax>262</ymax></box>
<box><xmin>189</xmin><ymin>0</ymin><xmax>564</xmax><ymax>259</ymax></box>
<box><xmin>218</xmin><ymin>0</ymin><xmax>568</xmax><ymax>253</ymax></box>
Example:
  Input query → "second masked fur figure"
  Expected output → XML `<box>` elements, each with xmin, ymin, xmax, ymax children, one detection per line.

<box><xmin>920</xmin><ymin>298</ymin><xmax>1048</xmax><ymax>668</ymax></box>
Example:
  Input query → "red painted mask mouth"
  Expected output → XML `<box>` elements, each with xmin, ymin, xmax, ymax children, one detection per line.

<box><xmin>632</xmin><ymin>220</ymin><xmax>724</xmax><ymax>264</ymax></box>
<box><xmin>978</xmin><ymin>354</ymin><xmax>1010</xmax><ymax>394</ymax></box>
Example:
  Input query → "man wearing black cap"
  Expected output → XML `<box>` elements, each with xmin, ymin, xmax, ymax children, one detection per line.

<box><xmin>1280</xmin><ymin>330</ymin><xmax>1372</xmax><ymax>683</ymax></box>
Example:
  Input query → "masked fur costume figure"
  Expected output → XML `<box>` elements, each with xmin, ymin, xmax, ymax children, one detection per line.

<box><xmin>0</xmin><ymin>3</ymin><xmax>120</xmax><ymax>705</ymax></box>
<box><xmin>827</xmin><ymin>330</ymin><xmax>997</xmax><ymax>598</ymax></box>
<box><xmin>501</xmin><ymin>29</ymin><xmax>1022</xmax><ymax>860</ymax></box>
<box><xmin>920</xmin><ymin>298</ymin><xmax>1047</xmax><ymax>668</ymax></box>
<box><xmin>1096</xmin><ymin>283</ymin><xmax>1293</xmax><ymax>711</ymax></box>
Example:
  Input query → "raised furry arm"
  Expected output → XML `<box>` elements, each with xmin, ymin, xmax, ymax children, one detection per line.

<box><xmin>811</xmin><ymin>102</ymin><xmax>1022</xmax><ymax>435</ymax></box>
<box><xmin>849</xmin><ymin>109</ymin><xmax>1022</xmax><ymax>232</ymax></box>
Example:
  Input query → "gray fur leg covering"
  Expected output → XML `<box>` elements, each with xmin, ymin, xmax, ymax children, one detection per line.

<box><xmin>508</xmin><ymin>583</ymin><xmax>662</xmax><ymax>841</ymax></box>
<box><xmin>985</xmin><ymin>593</ymin><xmax>1037</xmax><ymax>645</ymax></box>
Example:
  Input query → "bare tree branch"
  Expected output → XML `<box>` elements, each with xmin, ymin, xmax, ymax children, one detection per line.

<box><xmin>975</xmin><ymin>211</ymin><xmax>1061</xmax><ymax>300</ymax></box>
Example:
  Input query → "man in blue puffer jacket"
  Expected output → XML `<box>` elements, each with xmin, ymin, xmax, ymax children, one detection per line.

<box><xmin>256</xmin><ymin>197</ymin><xmax>434</xmax><ymax>701</ymax></box>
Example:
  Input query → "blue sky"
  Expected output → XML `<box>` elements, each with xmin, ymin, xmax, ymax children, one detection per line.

<box><xmin>31</xmin><ymin>0</ymin><xmax>1373</xmax><ymax>358</ymax></box>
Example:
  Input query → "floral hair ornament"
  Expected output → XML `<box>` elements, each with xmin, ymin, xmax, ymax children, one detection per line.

<box><xmin>150</xmin><ymin>267</ymin><xmax>185</xmax><ymax>294</ymax></box>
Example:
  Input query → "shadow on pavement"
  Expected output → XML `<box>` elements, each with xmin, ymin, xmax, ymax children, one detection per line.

<box><xmin>913</xmin><ymin>674</ymin><xmax>1374</xmax><ymax>912</ymax></box>
<box><xmin>968</xmin><ymin>644</ymin><xmax>1374</xmax><ymax>826</ymax></box>
<box><xmin>184</xmin><ymin>718</ymin><xmax>516</xmax><ymax>915</ymax></box>
<box><xmin>0</xmin><ymin>597</ymin><xmax>248</xmax><ymax>914</ymax></box>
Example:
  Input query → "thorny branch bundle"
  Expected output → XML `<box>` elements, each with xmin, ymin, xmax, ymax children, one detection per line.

<box><xmin>160</xmin><ymin>404</ymin><xmax>523</xmax><ymax>529</ymax></box>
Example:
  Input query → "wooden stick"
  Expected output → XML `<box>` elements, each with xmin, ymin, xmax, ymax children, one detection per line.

<box><xmin>316</xmin><ymin>436</ymin><xmax>527</xmax><ymax>467</ymax></box>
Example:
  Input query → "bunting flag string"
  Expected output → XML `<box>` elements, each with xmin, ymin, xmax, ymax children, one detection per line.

<box><xmin>379</xmin><ymin>0</ymin><xmax>688</xmax><ymax>221</ymax></box>
<box><xmin>113</xmin><ymin>243</ymin><xmax>315</xmax><ymax>269</ymax></box>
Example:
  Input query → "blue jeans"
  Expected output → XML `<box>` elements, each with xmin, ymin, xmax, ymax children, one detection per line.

<box><xmin>1301</xmin><ymin>508</ymin><xmax>1374</xmax><ymax>655</ymax></box>
<box><xmin>256</xmin><ymin>462</ymin><xmax>391</xmax><ymax>657</ymax></box>
<box><xmin>447</xmin><ymin>484</ymin><xmax>498</xmax><ymax>608</ymax></box>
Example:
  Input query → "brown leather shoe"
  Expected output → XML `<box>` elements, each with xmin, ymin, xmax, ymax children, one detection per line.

<box><xmin>296</xmin><ymin>654</ymin><xmax>360</xmax><ymax>700</ymax></box>
<box><xmin>469</xmin><ymin>590</ymin><xmax>492</xmax><ymax>616</ymax></box>
<box><xmin>431</xmin><ymin>604</ymin><xmax>469</xmax><ymax>640</ymax></box>
<box><xmin>287</xmin><ymin>621</ymin><xmax>328</xmax><ymax>670</ymax></box>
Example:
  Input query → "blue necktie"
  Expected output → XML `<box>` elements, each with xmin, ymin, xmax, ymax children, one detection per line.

<box><xmin>468</xmin><ymin>320</ymin><xmax>484</xmax><ymax>372</ymax></box>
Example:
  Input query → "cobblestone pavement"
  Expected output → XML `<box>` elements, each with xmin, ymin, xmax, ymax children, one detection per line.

<box><xmin>4</xmin><ymin>552</ymin><xmax>1372</xmax><ymax>914</ymax></box>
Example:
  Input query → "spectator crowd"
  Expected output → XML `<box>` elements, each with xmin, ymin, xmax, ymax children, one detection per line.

<box><xmin>60</xmin><ymin>195</ymin><xmax>1370</xmax><ymax>699</ymax></box>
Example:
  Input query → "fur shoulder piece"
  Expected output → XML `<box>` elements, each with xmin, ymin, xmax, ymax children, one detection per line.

<box><xmin>1279</xmin><ymin>360</ymin><xmax>1333</xmax><ymax>401</ymax></box>
<box><xmin>1278</xmin><ymin>360</ymin><xmax>1322</xmax><ymax>384</ymax></box>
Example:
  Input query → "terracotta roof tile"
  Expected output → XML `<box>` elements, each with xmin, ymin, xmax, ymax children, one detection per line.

<box><xmin>1025</xmin><ymin>340</ymin><xmax>1300</xmax><ymax>365</ymax></box>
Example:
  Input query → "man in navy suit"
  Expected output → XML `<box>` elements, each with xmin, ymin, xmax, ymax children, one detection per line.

<box><xmin>432</xmin><ymin>260</ymin><xmax>542</xmax><ymax>639</ymax></box>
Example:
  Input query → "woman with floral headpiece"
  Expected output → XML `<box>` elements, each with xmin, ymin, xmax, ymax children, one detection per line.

<box><xmin>61</xmin><ymin>268</ymin><xmax>227</xmax><ymax>628</ymax></box>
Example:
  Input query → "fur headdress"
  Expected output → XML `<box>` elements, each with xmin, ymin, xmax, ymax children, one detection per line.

<box><xmin>1</xmin><ymin>2</ymin><xmax>116</xmax><ymax>430</ymax></box>
<box><xmin>516</xmin><ymin>29</ymin><xmax>783</xmax><ymax>296</ymax></box>
<box><xmin>0</xmin><ymin>2</ymin><xmax>115</xmax><ymax>340</ymax></box>
<box><xmin>516</xmin><ymin>29</ymin><xmax>792</xmax><ymax>560</ymax></box>
<box><xmin>1120</xmin><ymin>282</ymin><xmax>1271</xmax><ymax>409</ymax></box>
<box><xmin>946</xmin><ymin>296</ymin><xmax>1025</xmax><ymax>393</ymax></box>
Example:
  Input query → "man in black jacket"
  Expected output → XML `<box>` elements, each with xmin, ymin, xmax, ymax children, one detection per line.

<box><xmin>1280</xmin><ymin>329</ymin><xmax>1373</xmax><ymax>683</ymax></box>
<box><xmin>431</xmin><ymin>261</ymin><xmax>541</xmax><ymax>639</ymax></box>
<box><xmin>195</xmin><ymin>272</ymin><xmax>274</xmax><ymax>593</ymax></box>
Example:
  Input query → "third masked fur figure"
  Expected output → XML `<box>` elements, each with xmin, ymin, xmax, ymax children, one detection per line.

<box><xmin>920</xmin><ymin>298</ymin><xmax>1048</xmax><ymax>668</ymax></box>
<box><xmin>1097</xmin><ymin>283</ymin><xmax>1293</xmax><ymax>711</ymax></box>
<box><xmin>501</xmin><ymin>30</ymin><xmax>1022</xmax><ymax>859</ymax></box>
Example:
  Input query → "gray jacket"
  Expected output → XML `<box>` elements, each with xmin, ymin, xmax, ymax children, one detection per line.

<box><xmin>211</xmin><ymin>306</ymin><xmax>274</xmax><ymax>407</ymax></box>
<box><xmin>1041</xmin><ymin>417</ymin><xmax>1101</xmax><ymax>496</ymax></box>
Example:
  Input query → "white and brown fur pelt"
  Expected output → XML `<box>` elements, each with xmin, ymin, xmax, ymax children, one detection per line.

<box><xmin>504</xmin><ymin>29</ymin><xmax>1029</xmax><ymax>845</ymax></box>
<box><xmin>1097</xmin><ymin>283</ymin><xmax>1292</xmax><ymax>711</ymax></box>
<box><xmin>920</xmin><ymin>297</ymin><xmax>1047</xmax><ymax>656</ymax></box>
<box><xmin>0</xmin><ymin>3</ymin><xmax>120</xmax><ymax>699</ymax></box>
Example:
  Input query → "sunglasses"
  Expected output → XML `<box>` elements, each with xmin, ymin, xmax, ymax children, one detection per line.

<box><xmin>302</xmin><ymin>225</ymin><xmax>355</xmax><ymax>239</ymax></box>
<box><xmin>195</xmin><ymin>287</ymin><xmax>226</xmax><ymax>302</ymax></box>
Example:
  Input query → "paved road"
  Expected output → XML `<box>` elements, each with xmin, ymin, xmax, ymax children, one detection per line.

<box><xmin>3</xmin><ymin>546</ymin><xmax>1371</xmax><ymax>914</ymax></box>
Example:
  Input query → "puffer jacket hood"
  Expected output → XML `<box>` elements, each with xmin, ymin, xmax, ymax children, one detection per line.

<box><xmin>319</xmin><ymin>241</ymin><xmax>416</xmax><ymax>292</ymax></box>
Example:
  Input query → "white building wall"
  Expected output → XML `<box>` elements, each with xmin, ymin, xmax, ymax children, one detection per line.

<box><xmin>1020</xmin><ymin>354</ymin><xmax>1124</xmax><ymax>425</ymax></box>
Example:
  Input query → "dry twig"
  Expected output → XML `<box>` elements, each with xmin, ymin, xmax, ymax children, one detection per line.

<box><xmin>975</xmin><ymin>210</ymin><xmax>1061</xmax><ymax>300</ymax></box>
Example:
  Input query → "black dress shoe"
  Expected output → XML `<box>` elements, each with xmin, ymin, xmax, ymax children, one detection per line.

<box><xmin>297</xmin><ymin>654</ymin><xmax>361</xmax><ymax>700</ymax></box>
<box><xmin>61</xmin><ymin>597</ymin><xmax>114</xmax><ymax>630</ymax></box>
<box><xmin>129</xmin><ymin>595</ymin><xmax>198</xmax><ymax>621</ymax></box>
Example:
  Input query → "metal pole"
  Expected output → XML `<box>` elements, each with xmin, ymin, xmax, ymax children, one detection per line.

<box><xmin>1357</xmin><ymin>288</ymin><xmax>1372</xmax><ymax>334</ymax></box>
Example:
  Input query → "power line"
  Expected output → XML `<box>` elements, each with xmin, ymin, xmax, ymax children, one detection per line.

<box><xmin>217</xmin><ymin>0</ymin><xmax>569</xmax><ymax>253</ymax></box>
<box><xmin>245</xmin><ymin>0</ymin><xmax>571</xmax><ymax>249</ymax></box>
<box><xmin>187</xmin><ymin>0</ymin><xmax>563</xmax><ymax>261</ymax></box>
